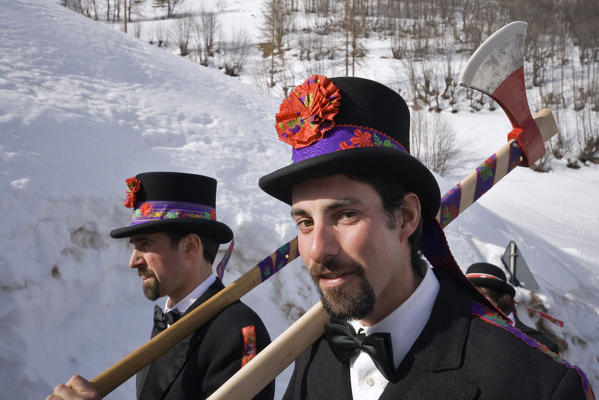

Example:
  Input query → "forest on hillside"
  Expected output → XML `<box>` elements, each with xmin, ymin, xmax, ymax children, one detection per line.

<box><xmin>62</xmin><ymin>0</ymin><xmax>599</xmax><ymax>171</ymax></box>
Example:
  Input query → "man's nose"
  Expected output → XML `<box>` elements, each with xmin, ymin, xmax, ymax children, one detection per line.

<box><xmin>129</xmin><ymin>249</ymin><xmax>145</xmax><ymax>269</ymax></box>
<box><xmin>305</xmin><ymin>223</ymin><xmax>340</xmax><ymax>266</ymax></box>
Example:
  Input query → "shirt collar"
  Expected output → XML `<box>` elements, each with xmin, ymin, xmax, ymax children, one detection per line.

<box><xmin>350</xmin><ymin>266</ymin><xmax>440</xmax><ymax>368</ymax></box>
<box><xmin>165</xmin><ymin>274</ymin><xmax>217</xmax><ymax>314</ymax></box>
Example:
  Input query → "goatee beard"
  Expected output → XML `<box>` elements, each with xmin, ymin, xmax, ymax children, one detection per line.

<box><xmin>140</xmin><ymin>268</ymin><xmax>161</xmax><ymax>301</ymax></box>
<box><xmin>310</xmin><ymin>258</ymin><xmax>375</xmax><ymax>321</ymax></box>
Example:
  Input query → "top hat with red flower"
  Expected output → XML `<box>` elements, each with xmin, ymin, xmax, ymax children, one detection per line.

<box><xmin>109</xmin><ymin>172</ymin><xmax>233</xmax><ymax>243</ymax></box>
<box><xmin>465</xmin><ymin>262</ymin><xmax>516</xmax><ymax>298</ymax></box>
<box><xmin>258</xmin><ymin>75</ymin><xmax>504</xmax><ymax>310</ymax></box>
<box><xmin>258</xmin><ymin>75</ymin><xmax>440</xmax><ymax>223</ymax></box>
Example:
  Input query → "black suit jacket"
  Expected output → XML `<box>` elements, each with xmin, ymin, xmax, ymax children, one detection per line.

<box><xmin>284</xmin><ymin>269</ymin><xmax>592</xmax><ymax>399</ymax></box>
<box><xmin>136</xmin><ymin>279</ymin><xmax>275</xmax><ymax>400</ymax></box>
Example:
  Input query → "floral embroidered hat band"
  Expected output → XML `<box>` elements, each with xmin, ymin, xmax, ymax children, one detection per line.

<box><xmin>109</xmin><ymin>172</ymin><xmax>233</xmax><ymax>243</ymax></box>
<box><xmin>259</xmin><ymin>75</ymin><xmax>441</xmax><ymax>222</ymax></box>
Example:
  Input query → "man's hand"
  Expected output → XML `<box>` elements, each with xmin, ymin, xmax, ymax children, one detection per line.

<box><xmin>45</xmin><ymin>375</ymin><xmax>101</xmax><ymax>400</ymax></box>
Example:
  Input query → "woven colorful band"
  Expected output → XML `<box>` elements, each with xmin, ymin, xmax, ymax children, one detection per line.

<box><xmin>465</xmin><ymin>273</ymin><xmax>505</xmax><ymax>282</ymax></box>
<box><xmin>258</xmin><ymin>239</ymin><xmax>299</xmax><ymax>282</ymax></box>
<box><xmin>439</xmin><ymin>184</ymin><xmax>461</xmax><ymax>228</ymax></box>
<box><xmin>241</xmin><ymin>325</ymin><xmax>257</xmax><ymax>367</ymax></box>
<box><xmin>291</xmin><ymin>125</ymin><xmax>407</xmax><ymax>163</ymax></box>
<box><xmin>509</xmin><ymin>139</ymin><xmax>525</xmax><ymax>170</ymax></box>
<box><xmin>420</xmin><ymin>219</ymin><xmax>468</xmax><ymax>286</ymax></box>
<box><xmin>472</xmin><ymin>301</ymin><xmax>594</xmax><ymax>400</ymax></box>
<box><xmin>215</xmin><ymin>239</ymin><xmax>234</xmax><ymax>281</ymax></box>
<box><xmin>474</xmin><ymin>154</ymin><xmax>497</xmax><ymax>202</ymax></box>
<box><xmin>130</xmin><ymin>200</ymin><xmax>216</xmax><ymax>225</ymax></box>
<box><xmin>438</xmin><ymin>139</ymin><xmax>527</xmax><ymax>228</ymax></box>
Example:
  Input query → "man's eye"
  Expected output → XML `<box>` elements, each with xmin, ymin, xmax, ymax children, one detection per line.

<box><xmin>136</xmin><ymin>241</ymin><xmax>150</xmax><ymax>250</ymax></box>
<box><xmin>339</xmin><ymin>210</ymin><xmax>358</xmax><ymax>220</ymax></box>
<box><xmin>296</xmin><ymin>219</ymin><xmax>313</xmax><ymax>229</ymax></box>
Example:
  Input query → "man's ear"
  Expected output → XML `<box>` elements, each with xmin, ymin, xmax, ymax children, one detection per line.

<box><xmin>183</xmin><ymin>233</ymin><xmax>202</xmax><ymax>259</ymax></box>
<box><xmin>398</xmin><ymin>193</ymin><xmax>421</xmax><ymax>243</ymax></box>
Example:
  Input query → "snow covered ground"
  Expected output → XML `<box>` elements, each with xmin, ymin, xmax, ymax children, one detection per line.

<box><xmin>1</xmin><ymin>1</ymin><xmax>597</xmax><ymax>399</ymax></box>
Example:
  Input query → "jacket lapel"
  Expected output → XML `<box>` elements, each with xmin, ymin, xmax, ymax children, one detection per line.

<box><xmin>379</xmin><ymin>269</ymin><xmax>479</xmax><ymax>400</ymax></box>
<box><xmin>137</xmin><ymin>279</ymin><xmax>225</xmax><ymax>400</ymax></box>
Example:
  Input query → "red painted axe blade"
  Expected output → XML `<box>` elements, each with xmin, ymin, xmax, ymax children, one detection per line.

<box><xmin>459</xmin><ymin>21</ymin><xmax>545</xmax><ymax>165</ymax></box>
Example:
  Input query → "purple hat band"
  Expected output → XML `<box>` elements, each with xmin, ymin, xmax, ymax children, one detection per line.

<box><xmin>130</xmin><ymin>200</ymin><xmax>216</xmax><ymax>226</ymax></box>
<box><xmin>291</xmin><ymin>125</ymin><xmax>407</xmax><ymax>163</ymax></box>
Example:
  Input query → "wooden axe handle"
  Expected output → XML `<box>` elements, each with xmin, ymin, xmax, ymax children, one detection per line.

<box><xmin>532</xmin><ymin>108</ymin><xmax>558</xmax><ymax>143</ymax></box>
<box><xmin>436</xmin><ymin>108</ymin><xmax>557</xmax><ymax>227</ymax></box>
<box><xmin>211</xmin><ymin>109</ymin><xmax>559</xmax><ymax>400</ymax></box>
<box><xmin>91</xmin><ymin>267</ymin><xmax>264</xmax><ymax>396</ymax></box>
<box><xmin>91</xmin><ymin>238</ymin><xmax>299</xmax><ymax>396</ymax></box>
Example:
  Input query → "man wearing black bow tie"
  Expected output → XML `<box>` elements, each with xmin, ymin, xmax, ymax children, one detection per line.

<box><xmin>47</xmin><ymin>172</ymin><xmax>274</xmax><ymax>400</ymax></box>
<box><xmin>259</xmin><ymin>75</ymin><xmax>592</xmax><ymax>399</ymax></box>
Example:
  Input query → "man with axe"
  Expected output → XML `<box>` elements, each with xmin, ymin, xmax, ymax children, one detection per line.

<box><xmin>257</xmin><ymin>75</ymin><xmax>593</xmax><ymax>399</ymax></box>
<box><xmin>46</xmin><ymin>172</ymin><xmax>274</xmax><ymax>400</ymax></box>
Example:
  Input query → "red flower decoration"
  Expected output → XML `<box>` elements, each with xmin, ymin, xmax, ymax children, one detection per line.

<box><xmin>275</xmin><ymin>75</ymin><xmax>341</xmax><ymax>149</ymax></box>
<box><xmin>123</xmin><ymin>177</ymin><xmax>141</xmax><ymax>208</ymax></box>
<box><xmin>210</xmin><ymin>209</ymin><xmax>216</xmax><ymax>220</ymax></box>
<box><xmin>140</xmin><ymin>202</ymin><xmax>153</xmax><ymax>217</ymax></box>
<box><xmin>350</xmin><ymin>129</ymin><xmax>373</xmax><ymax>147</ymax></box>
<box><xmin>339</xmin><ymin>141</ymin><xmax>355</xmax><ymax>150</ymax></box>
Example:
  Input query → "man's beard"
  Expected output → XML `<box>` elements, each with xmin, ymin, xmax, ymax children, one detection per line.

<box><xmin>310</xmin><ymin>258</ymin><xmax>375</xmax><ymax>321</ymax></box>
<box><xmin>139</xmin><ymin>268</ymin><xmax>161</xmax><ymax>301</ymax></box>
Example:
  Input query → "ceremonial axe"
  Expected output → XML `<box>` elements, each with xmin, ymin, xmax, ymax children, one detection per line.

<box><xmin>207</xmin><ymin>21</ymin><xmax>559</xmax><ymax>399</ymax></box>
<box><xmin>438</xmin><ymin>21</ymin><xmax>557</xmax><ymax>227</ymax></box>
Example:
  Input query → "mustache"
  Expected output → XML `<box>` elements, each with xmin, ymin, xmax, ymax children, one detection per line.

<box><xmin>138</xmin><ymin>267</ymin><xmax>156</xmax><ymax>280</ymax></box>
<box><xmin>309</xmin><ymin>258</ymin><xmax>363</xmax><ymax>280</ymax></box>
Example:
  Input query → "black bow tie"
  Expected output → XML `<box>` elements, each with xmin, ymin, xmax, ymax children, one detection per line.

<box><xmin>324</xmin><ymin>320</ymin><xmax>399</xmax><ymax>382</ymax></box>
<box><xmin>153</xmin><ymin>305</ymin><xmax>182</xmax><ymax>332</ymax></box>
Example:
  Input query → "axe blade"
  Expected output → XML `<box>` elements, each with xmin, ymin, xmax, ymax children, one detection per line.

<box><xmin>459</xmin><ymin>21</ymin><xmax>548</xmax><ymax>166</ymax></box>
<box><xmin>459</xmin><ymin>21</ymin><xmax>527</xmax><ymax>98</ymax></box>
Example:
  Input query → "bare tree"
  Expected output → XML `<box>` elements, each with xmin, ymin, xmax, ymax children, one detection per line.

<box><xmin>62</xmin><ymin>0</ymin><xmax>98</xmax><ymax>19</ymax></box>
<box><xmin>576</xmin><ymin>108</ymin><xmax>599</xmax><ymax>163</ymax></box>
<box><xmin>153</xmin><ymin>0</ymin><xmax>184</xmax><ymax>17</ymax></box>
<box><xmin>190</xmin><ymin>8</ymin><xmax>219</xmax><ymax>66</ymax></box>
<box><xmin>401</xmin><ymin>54</ymin><xmax>420</xmax><ymax>109</ymax></box>
<box><xmin>200</xmin><ymin>9</ymin><xmax>219</xmax><ymax>59</ymax></box>
<box><xmin>133</xmin><ymin>21</ymin><xmax>142</xmax><ymax>38</ymax></box>
<box><xmin>171</xmin><ymin>14</ymin><xmax>193</xmax><ymax>56</ymax></box>
<box><xmin>440</xmin><ymin>43</ymin><xmax>460</xmax><ymax>113</ymax></box>
<box><xmin>410</xmin><ymin>110</ymin><xmax>459</xmax><ymax>175</ymax></box>
<box><xmin>150</xmin><ymin>22</ymin><xmax>168</xmax><ymax>47</ymax></box>
<box><xmin>341</xmin><ymin>0</ymin><xmax>367</xmax><ymax>76</ymax></box>
<box><xmin>300</xmin><ymin>33</ymin><xmax>333</xmax><ymax>76</ymax></box>
<box><xmin>260</xmin><ymin>0</ymin><xmax>288</xmax><ymax>87</ymax></box>
<box><xmin>221</xmin><ymin>29</ymin><xmax>251</xmax><ymax>76</ymax></box>
<box><xmin>390</xmin><ymin>29</ymin><xmax>405</xmax><ymax>60</ymax></box>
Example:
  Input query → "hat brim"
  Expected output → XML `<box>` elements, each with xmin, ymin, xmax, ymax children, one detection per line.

<box><xmin>259</xmin><ymin>147</ymin><xmax>440</xmax><ymax>222</ymax></box>
<box><xmin>109</xmin><ymin>218</ymin><xmax>233</xmax><ymax>243</ymax></box>
<box><xmin>468</xmin><ymin>277</ymin><xmax>516</xmax><ymax>298</ymax></box>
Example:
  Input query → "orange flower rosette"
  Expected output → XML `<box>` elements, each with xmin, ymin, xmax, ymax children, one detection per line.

<box><xmin>275</xmin><ymin>75</ymin><xmax>341</xmax><ymax>149</ymax></box>
<box><xmin>123</xmin><ymin>177</ymin><xmax>141</xmax><ymax>208</ymax></box>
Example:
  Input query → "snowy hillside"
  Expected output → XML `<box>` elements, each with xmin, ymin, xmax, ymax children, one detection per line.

<box><xmin>1</xmin><ymin>1</ymin><xmax>597</xmax><ymax>399</ymax></box>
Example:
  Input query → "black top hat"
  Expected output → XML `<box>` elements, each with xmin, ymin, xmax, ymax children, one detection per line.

<box><xmin>258</xmin><ymin>75</ymin><xmax>440</xmax><ymax>222</ymax></box>
<box><xmin>465</xmin><ymin>262</ymin><xmax>516</xmax><ymax>298</ymax></box>
<box><xmin>110</xmin><ymin>172</ymin><xmax>233</xmax><ymax>243</ymax></box>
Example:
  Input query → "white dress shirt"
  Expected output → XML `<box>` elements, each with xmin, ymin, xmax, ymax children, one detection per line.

<box><xmin>348</xmin><ymin>267</ymin><xmax>440</xmax><ymax>399</ymax></box>
<box><xmin>164</xmin><ymin>274</ymin><xmax>217</xmax><ymax>319</ymax></box>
